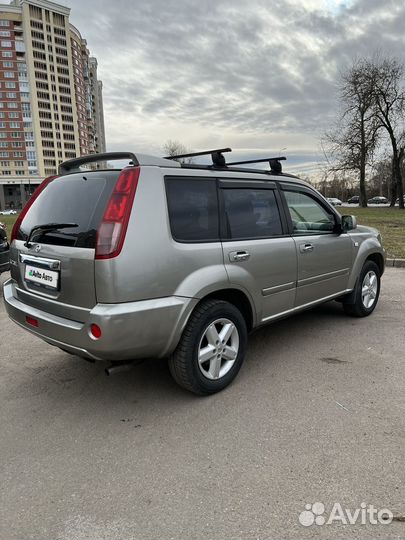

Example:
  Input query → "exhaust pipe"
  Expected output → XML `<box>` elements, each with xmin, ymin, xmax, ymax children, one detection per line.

<box><xmin>105</xmin><ymin>361</ymin><xmax>134</xmax><ymax>376</ymax></box>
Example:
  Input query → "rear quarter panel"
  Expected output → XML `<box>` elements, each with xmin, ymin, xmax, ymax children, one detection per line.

<box><xmin>95</xmin><ymin>167</ymin><xmax>228</xmax><ymax>303</ymax></box>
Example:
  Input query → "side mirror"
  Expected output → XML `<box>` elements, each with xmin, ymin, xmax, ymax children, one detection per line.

<box><xmin>341</xmin><ymin>215</ymin><xmax>357</xmax><ymax>231</ymax></box>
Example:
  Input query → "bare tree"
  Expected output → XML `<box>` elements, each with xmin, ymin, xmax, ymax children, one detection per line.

<box><xmin>324</xmin><ymin>59</ymin><xmax>379</xmax><ymax>207</ymax></box>
<box><xmin>162</xmin><ymin>140</ymin><xmax>194</xmax><ymax>163</ymax></box>
<box><xmin>369</xmin><ymin>58</ymin><xmax>405</xmax><ymax>208</ymax></box>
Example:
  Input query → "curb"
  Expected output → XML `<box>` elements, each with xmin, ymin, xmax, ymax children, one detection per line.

<box><xmin>386</xmin><ymin>258</ymin><xmax>405</xmax><ymax>268</ymax></box>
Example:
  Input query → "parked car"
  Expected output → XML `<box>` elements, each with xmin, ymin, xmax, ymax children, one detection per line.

<box><xmin>395</xmin><ymin>196</ymin><xmax>405</xmax><ymax>205</ymax></box>
<box><xmin>326</xmin><ymin>197</ymin><xmax>342</xmax><ymax>206</ymax></box>
<box><xmin>3</xmin><ymin>150</ymin><xmax>386</xmax><ymax>395</ymax></box>
<box><xmin>0</xmin><ymin>222</ymin><xmax>9</xmax><ymax>273</ymax></box>
<box><xmin>368</xmin><ymin>196</ymin><xmax>389</xmax><ymax>205</ymax></box>
<box><xmin>0</xmin><ymin>209</ymin><xmax>17</xmax><ymax>215</ymax></box>
<box><xmin>347</xmin><ymin>196</ymin><xmax>360</xmax><ymax>204</ymax></box>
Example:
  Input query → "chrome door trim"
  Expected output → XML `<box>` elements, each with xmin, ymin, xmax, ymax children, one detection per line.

<box><xmin>261</xmin><ymin>288</ymin><xmax>352</xmax><ymax>323</ymax></box>
<box><xmin>262</xmin><ymin>281</ymin><xmax>296</xmax><ymax>296</ymax></box>
<box><xmin>297</xmin><ymin>268</ymin><xmax>350</xmax><ymax>287</ymax></box>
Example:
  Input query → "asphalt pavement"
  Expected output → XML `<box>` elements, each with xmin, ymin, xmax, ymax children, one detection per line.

<box><xmin>0</xmin><ymin>268</ymin><xmax>404</xmax><ymax>540</ymax></box>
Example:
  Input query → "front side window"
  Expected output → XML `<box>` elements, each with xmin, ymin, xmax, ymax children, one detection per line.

<box><xmin>284</xmin><ymin>190</ymin><xmax>335</xmax><ymax>234</ymax></box>
<box><xmin>223</xmin><ymin>188</ymin><xmax>283</xmax><ymax>239</ymax></box>
<box><xmin>166</xmin><ymin>178</ymin><xmax>219</xmax><ymax>242</ymax></box>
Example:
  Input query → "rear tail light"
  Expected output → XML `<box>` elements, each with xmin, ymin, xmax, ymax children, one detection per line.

<box><xmin>11</xmin><ymin>175</ymin><xmax>57</xmax><ymax>242</ymax></box>
<box><xmin>95</xmin><ymin>167</ymin><xmax>139</xmax><ymax>259</ymax></box>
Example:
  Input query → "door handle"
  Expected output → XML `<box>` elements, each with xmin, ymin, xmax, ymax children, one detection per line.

<box><xmin>229</xmin><ymin>251</ymin><xmax>250</xmax><ymax>262</ymax></box>
<box><xmin>299</xmin><ymin>243</ymin><xmax>314</xmax><ymax>253</ymax></box>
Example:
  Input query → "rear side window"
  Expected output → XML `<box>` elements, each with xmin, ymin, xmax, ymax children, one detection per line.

<box><xmin>223</xmin><ymin>188</ymin><xmax>283</xmax><ymax>239</ymax></box>
<box><xmin>166</xmin><ymin>178</ymin><xmax>219</xmax><ymax>242</ymax></box>
<box><xmin>18</xmin><ymin>172</ymin><xmax>117</xmax><ymax>247</ymax></box>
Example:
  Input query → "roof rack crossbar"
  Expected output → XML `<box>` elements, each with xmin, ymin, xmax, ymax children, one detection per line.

<box><xmin>163</xmin><ymin>147</ymin><xmax>232</xmax><ymax>161</ymax></box>
<box><xmin>226</xmin><ymin>156</ymin><xmax>287</xmax><ymax>166</ymax></box>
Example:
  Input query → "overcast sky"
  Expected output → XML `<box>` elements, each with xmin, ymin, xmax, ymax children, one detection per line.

<box><xmin>64</xmin><ymin>0</ymin><xmax>404</xmax><ymax>174</ymax></box>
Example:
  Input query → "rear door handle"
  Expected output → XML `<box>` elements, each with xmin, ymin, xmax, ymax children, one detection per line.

<box><xmin>299</xmin><ymin>243</ymin><xmax>314</xmax><ymax>253</ymax></box>
<box><xmin>229</xmin><ymin>251</ymin><xmax>250</xmax><ymax>262</ymax></box>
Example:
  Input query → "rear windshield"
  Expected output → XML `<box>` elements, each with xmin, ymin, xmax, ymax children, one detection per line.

<box><xmin>18</xmin><ymin>171</ymin><xmax>118</xmax><ymax>248</ymax></box>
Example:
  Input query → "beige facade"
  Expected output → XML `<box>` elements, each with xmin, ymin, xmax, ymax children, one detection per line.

<box><xmin>0</xmin><ymin>0</ymin><xmax>106</xmax><ymax>209</ymax></box>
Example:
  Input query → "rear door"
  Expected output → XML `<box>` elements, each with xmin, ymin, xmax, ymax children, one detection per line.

<box><xmin>10</xmin><ymin>171</ymin><xmax>119</xmax><ymax>317</ymax></box>
<box><xmin>219</xmin><ymin>179</ymin><xmax>297</xmax><ymax>323</ymax></box>
<box><xmin>280</xmin><ymin>184</ymin><xmax>353</xmax><ymax>307</ymax></box>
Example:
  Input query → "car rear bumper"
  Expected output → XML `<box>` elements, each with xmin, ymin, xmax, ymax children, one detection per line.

<box><xmin>3</xmin><ymin>278</ymin><xmax>197</xmax><ymax>361</ymax></box>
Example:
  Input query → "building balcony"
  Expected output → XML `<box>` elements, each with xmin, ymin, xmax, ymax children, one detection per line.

<box><xmin>15</xmin><ymin>42</ymin><xmax>25</xmax><ymax>53</ymax></box>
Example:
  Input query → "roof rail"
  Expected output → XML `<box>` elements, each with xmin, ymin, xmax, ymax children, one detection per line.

<box><xmin>164</xmin><ymin>147</ymin><xmax>232</xmax><ymax>167</ymax></box>
<box><xmin>226</xmin><ymin>156</ymin><xmax>287</xmax><ymax>174</ymax></box>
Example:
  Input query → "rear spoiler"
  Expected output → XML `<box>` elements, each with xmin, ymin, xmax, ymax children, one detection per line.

<box><xmin>58</xmin><ymin>152</ymin><xmax>138</xmax><ymax>175</ymax></box>
<box><xmin>58</xmin><ymin>152</ymin><xmax>181</xmax><ymax>175</ymax></box>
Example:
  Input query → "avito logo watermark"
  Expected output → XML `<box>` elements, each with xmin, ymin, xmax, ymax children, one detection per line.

<box><xmin>299</xmin><ymin>502</ymin><xmax>393</xmax><ymax>526</ymax></box>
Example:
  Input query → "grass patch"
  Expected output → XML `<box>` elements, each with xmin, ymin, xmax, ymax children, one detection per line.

<box><xmin>2</xmin><ymin>208</ymin><xmax>404</xmax><ymax>258</ymax></box>
<box><xmin>341</xmin><ymin>206</ymin><xmax>404</xmax><ymax>259</ymax></box>
<box><xmin>0</xmin><ymin>215</ymin><xmax>18</xmax><ymax>233</ymax></box>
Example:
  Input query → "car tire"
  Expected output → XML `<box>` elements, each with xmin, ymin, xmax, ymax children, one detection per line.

<box><xmin>169</xmin><ymin>299</ymin><xmax>248</xmax><ymax>395</ymax></box>
<box><xmin>343</xmin><ymin>260</ymin><xmax>381</xmax><ymax>317</ymax></box>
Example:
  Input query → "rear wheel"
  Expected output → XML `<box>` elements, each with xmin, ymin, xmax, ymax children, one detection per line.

<box><xmin>343</xmin><ymin>260</ymin><xmax>381</xmax><ymax>317</ymax></box>
<box><xmin>169</xmin><ymin>299</ymin><xmax>247</xmax><ymax>395</ymax></box>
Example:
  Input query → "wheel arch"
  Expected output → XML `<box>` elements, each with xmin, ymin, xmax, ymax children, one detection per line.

<box><xmin>198</xmin><ymin>288</ymin><xmax>255</xmax><ymax>332</ymax></box>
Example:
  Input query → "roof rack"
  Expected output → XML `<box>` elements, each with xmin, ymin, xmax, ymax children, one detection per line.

<box><xmin>163</xmin><ymin>147</ymin><xmax>232</xmax><ymax>167</ymax></box>
<box><xmin>226</xmin><ymin>156</ymin><xmax>287</xmax><ymax>174</ymax></box>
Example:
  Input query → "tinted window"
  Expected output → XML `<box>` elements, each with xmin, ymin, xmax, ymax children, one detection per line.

<box><xmin>166</xmin><ymin>178</ymin><xmax>219</xmax><ymax>242</ymax></box>
<box><xmin>284</xmin><ymin>190</ymin><xmax>335</xmax><ymax>234</ymax></box>
<box><xmin>223</xmin><ymin>188</ymin><xmax>283</xmax><ymax>239</ymax></box>
<box><xmin>18</xmin><ymin>172</ymin><xmax>117</xmax><ymax>247</ymax></box>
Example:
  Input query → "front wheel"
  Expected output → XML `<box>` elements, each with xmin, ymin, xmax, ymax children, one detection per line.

<box><xmin>169</xmin><ymin>299</ymin><xmax>248</xmax><ymax>395</ymax></box>
<box><xmin>343</xmin><ymin>260</ymin><xmax>381</xmax><ymax>317</ymax></box>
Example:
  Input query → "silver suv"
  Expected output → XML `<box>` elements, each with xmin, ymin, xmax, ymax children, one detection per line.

<box><xmin>3</xmin><ymin>150</ymin><xmax>385</xmax><ymax>394</ymax></box>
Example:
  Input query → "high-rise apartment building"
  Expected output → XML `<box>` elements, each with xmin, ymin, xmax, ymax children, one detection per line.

<box><xmin>0</xmin><ymin>0</ymin><xmax>106</xmax><ymax>211</ymax></box>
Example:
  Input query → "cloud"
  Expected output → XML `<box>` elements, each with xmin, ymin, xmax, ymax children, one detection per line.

<box><xmin>64</xmin><ymin>0</ymin><xmax>404</xmax><ymax>173</ymax></box>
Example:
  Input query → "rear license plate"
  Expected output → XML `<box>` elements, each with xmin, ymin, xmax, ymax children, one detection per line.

<box><xmin>24</xmin><ymin>264</ymin><xmax>59</xmax><ymax>290</ymax></box>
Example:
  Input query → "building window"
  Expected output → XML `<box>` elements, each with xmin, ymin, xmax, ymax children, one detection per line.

<box><xmin>1</xmin><ymin>51</ymin><xmax>12</xmax><ymax>58</ymax></box>
<box><xmin>0</xmin><ymin>160</ymin><xmax>9</xmax><ymax>165</ymax></box>
<box><xmin>5</xmin><ymin>81</ymin><xmax>15</xmax><ymax>88</ymax></box>
<box><xmin>14</xmin><ymin>160</ymin><xmax>24</xmax><ymax>166</ymax></box>
<box><xmin>4</xmin><ymin>71</ymin><xmax>14</xmax><ymax>78</ymax></box>
<box><xmin>0</xmin><ymin>122</ymin><xmax>5</xmax><ymax>128</ymax></box>
<box><xmin>0</xmin><ymin>20</ymin><xmax>10</xmax><ymax>27</ymax></box>
<box><xmin>8</xmin><ymin>112</ymin><xmax>18</xmax><ymax>118</ymax></box>
<box><xmin>14</xmin><ymin>152</ymin><xmax>24</xmax><ymax>157</ymax></box>
<box><xmin>3</xmin><ymin>61</ymin><xmax>13</xmax><ymax>68</ymax></box>
<box><xmin>2</xmin><ymin>170</ymin><xmax>11</xmax><ymax>175</ymax></box>
<box><xmin>1</xmin><ymin>40</ymin><xmax>12</xmax><ymax>47</ymax></box>
<box><xmin>0</xmin><ymin>30</ymin><xmax>10</xmax><ymax>37</ymax></box>
<box><xmin>0</xmin><ymin>151</ymin><xmax>9</xmax><ymax>157</ymax></box>
<box><xmin>10</xmin><ymin>122</ymin><xmax>20</xmax><ymax>128</ymax></box>
<box><xmin>7</xmin><ymin>103</ymin><xmax>18</xmax><ymax>108</ymax></box>
<box><xmin>6</xmin><ymin>92</ymin><xmax>17</xmax><ymax>98</ymax></box>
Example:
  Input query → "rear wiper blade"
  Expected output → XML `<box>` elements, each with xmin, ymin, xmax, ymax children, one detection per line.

<box><xmin>24</xmin><ymin>222</ymin><xmax>78</xmax><ymax>247</ymax></box>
